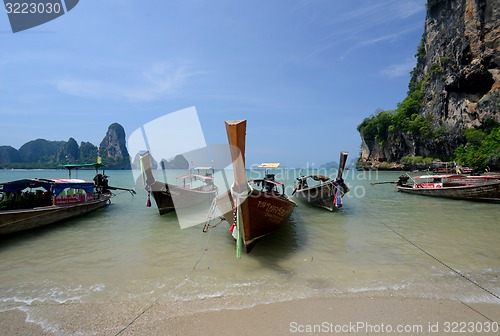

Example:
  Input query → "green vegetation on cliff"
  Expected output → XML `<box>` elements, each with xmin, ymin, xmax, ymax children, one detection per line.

<box><xmin>454</xmin><ymin>121</ymin><xmax>500</xmax><ymax>169</ymax></box>
<box><xmin>357</xmin><ymin>36</ymin><xmax>433</xmax><ymax>148</ymax></box>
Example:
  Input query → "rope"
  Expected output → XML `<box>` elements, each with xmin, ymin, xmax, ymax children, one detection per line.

<box><xmin>372</xmin><ymin>214</ymin><xmax>500</xmax><ymax>322</ymax></box>
<box><xmin>459</xmin><ymin>301</ymin><xmax>497</xmax><ymax>323</ymax></box>
<box><xmin>203</xmin><ymin>198</ymin><xmax>219</xmax><ymax>232</ymax></box>
<box><xmin>114</xmin><ymin>224</ymin><xmax>214</xmax><ymax>335</ymax></box>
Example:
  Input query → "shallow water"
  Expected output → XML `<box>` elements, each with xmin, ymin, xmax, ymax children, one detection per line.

<box><xmin>1</xmin><ymin>169</ymin><xmax>499</xmax><ymax>330</ymax></box>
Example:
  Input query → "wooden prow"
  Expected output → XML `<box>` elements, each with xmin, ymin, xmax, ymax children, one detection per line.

<box><xmin>336</xmin><ymin>152</ymin><xmax>348</xmax><ymax>180</ymax></box>
<box><xmin>224</xmin><ymin>120</ymin><xmax>250</xmax><ymax>252</ymax></box>
<box><xmin>139</xmin><ymin>151</ymin><xmax>156</xmax><ymax>187</ymax></box>
<box><xmin>225</xmin><ymin>120</ymin><xmax>247</xmax><ymax>183</ymax></box>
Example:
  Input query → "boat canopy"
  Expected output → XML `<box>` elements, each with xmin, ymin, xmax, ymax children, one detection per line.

<box><xmin>193</xmin><ymin>166</ymin><xmax>213</xmax><ymax>170</ymax></box>
<box><xmin>0</xmin><ymin>178</ymin><xmax>94</xmax><ymax>194</ymax></box>
<box><xmin>0</xmin><ymin>179</ymin><xmax>52</xmax><ymax>193</ymax></box>
<box><xmin>63</xmin><ymin>163</ymin><xmax>105</xmax><ymax>170</ymax></box>
<box><xmin>258</xmin><ymin>163</ymin><xmax>280</xmax><ymax>168</ymax></box>
<box><xmin>176</xmin><ymin>174</ymin><xmax>213</xmax><ymax>182</ymax></box>
<box><xmin>63</xmin><ymin>163</ymin><xmax>105</xmax><ymax>178</ymax></box>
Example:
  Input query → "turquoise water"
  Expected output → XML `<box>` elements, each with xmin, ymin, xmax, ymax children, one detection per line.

<box><xmin>1</xmin><ymin>169</ymin><xmax>499</xmax><ymax>328</ymax></box>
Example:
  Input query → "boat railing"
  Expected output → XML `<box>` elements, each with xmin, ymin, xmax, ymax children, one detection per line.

<box><xmin>250</xmin><ymin>178</ymin><xmax>286</xmax><ymax>196</ymax></box>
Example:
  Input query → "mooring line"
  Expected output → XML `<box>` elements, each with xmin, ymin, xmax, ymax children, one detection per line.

<box><xmin>459</xmin><ymin>301</ymin><xmax>497</xmax><ymax>323</ymax></box>
<box><xmin>114</xmin><ymin>225</ymin><xmax>214</xmax><ymax>335</ymax></box>
<box><xmin>372</xmin><ymin>214</ymin><xmax>500</xmax><ymax>318</ymax></box>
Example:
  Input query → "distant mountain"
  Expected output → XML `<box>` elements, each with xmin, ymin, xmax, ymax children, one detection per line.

<box><xmin>160</xmin><ymin>154</ymin><xmax>189</xmax><ymax>169</ymax></box>
<box><xmin>0</xmin><ymin>123</ymin><xmax>131</xmax><ymax>169</ymax></box>
<box><xmin>18</xmin><ymin>139</ymin><xmax>69</xmax><ymax>164</ymax></box>
<box><xmin>0</xmin><ymin>146</ymin><xmax>21</xmax><ymax>164</ymax></box>
<box><xmin>130</xmin><ymin>153</ymin><xmax>189</xmax><ymax>170</ymax></box>
<box><xmin>319</xmin><ymin>161</ymin><xmax>339</xmax><ymax>170</ymax></box>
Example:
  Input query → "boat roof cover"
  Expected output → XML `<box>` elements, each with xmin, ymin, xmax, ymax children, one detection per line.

<box><xmin>0</xmin><ymin>178</ymin><xmax>94</xmax><ymax>194</ymax></box>
<box><xmin>193</xmin><ymin>166</ymin><xmax>213</xmax><ymax>170</ymax></box>
<box><xmin>176</xmin><ymin>174</ymin><xmax>213</xmax><ymax>182</ymax></box>
<box><xmin>63</xmin><ymin>163</ymin><xmax>105</xmax><ymax>170</ymax></box>
<box><xmin>258</xmin><ymin>163</ymin><xmax>280</xmax><ymax>168</ymax></box>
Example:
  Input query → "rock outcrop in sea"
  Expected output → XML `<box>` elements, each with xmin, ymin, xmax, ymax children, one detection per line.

<box><xmin>99</xmin><ymin>123</ymin><xmax>132</xmax><ymax>169</ymax></box>
<box><xmin>0</xmin><ymin>123</ymin><xmax>131</xmax><ymax>169</ymax></box>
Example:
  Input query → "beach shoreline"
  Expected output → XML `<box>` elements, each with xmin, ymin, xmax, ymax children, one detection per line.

<box><xmin>2</xmin><ymin>294</ymin><xmax>499</xmax><ymax>335</ymax></box>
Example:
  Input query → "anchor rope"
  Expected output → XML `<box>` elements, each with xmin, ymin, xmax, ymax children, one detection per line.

<box><xmin>459</xmin><ymin>301</ymin><xmax>497</xmax><ymax>323</ymax></box>
<box><xmin>372</xmin><ymin>214</ymin><xmax>500</xmax><ymax>322</ymax></box>
<box><xmin>114</xmin><ymin>223</ymin><xmax>214</xmax><ymax>335</ymax></box>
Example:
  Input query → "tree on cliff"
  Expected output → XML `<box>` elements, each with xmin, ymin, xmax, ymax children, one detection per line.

<box><xmin>79</xmin><ymin>141</ymin><xmax>99</xmax><ymax>163</ymax></box>
<box><xmin>454</xmin><ymin>121</ymin><xmax>500</xmax><ymax>169</ymax></box>
<box><xmin>65</xmin><ymin>137</ymin><xmax>79</xmax><ymax>162</ymax></box>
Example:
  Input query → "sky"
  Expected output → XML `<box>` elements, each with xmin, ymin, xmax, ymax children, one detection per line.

<box><xmin>0</xmin><ymin>0</ymin><xmax>427</xmax><ymax>168</ymax></box>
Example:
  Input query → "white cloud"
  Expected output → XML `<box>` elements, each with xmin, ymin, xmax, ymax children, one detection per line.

<box><xmin>339</xmin><ymin>23</ymin><xmax>423</xmax><ymax>59</ymax></box>
<box><xmin>301</xmin><ymin>0</ymin><xmax>426</xmax><ymax>62</ymax></box>
<box><xmin>55</xmin><ymin>61</ymin><xmax>203</xmax><ymax>102</ymax></box>
<box><xmin>333</xmin><ymin>0</ymin><xmax>425</xmax><ymax>32</ymax></box>
<box><xmin>380</xmin><ymin>58</ymin><xmax>416</xmax><ymax>78</ymax></box>
<box><xmin>396</xmin><ymin>0</ymin><xmax>427</xmax><ymax>19</ymax></box>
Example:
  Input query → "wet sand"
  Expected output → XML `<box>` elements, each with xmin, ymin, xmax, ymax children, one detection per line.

<box><xmin>2</xmin><ymin>295</ymin><xmax>499</xmax><ymax>335</ymax></box>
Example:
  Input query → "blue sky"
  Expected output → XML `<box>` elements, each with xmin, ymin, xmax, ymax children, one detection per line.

<box><xmin>1</xmin><ymin>0</ymin><xmax>426</xmax><ymax>168</ymax></box>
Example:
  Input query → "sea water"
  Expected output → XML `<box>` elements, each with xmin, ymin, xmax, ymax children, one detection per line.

<box><xmin>1</xmin><ymin>169</ymin><xmax>499</xmax><ymax>327</ymax></box>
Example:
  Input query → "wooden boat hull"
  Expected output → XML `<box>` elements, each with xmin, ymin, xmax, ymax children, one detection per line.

<box><xmin>293</xmin><ymin>152</ymin><xmax>349</xmax><ymax>211</ymax></box>
<box><xmin>294</xmin><ymin>181</ymin><xmax>342</xmax><ymax>211</ymax></box>
<box><xmin>149</xmin><ymin>181</ymin><xmax>217</xmax><ymax>215</ymax></box>
<box><xmin>217</xmin><ymin>188</ymin><xmax>297</xmax><ymax>253</ymax></box>
<box><xmin>221</xmin><ymin>119</ymin><xmax>297</xmax><ymax>253</ymax></box>
<box><xmin>0</xmin><ymin>196</ymin><xmax>110</xmax><ymax>236</ymax></box>
<box><xmin>397</xmin><ymin>182</ymin><xmax>500</xmax><ymax>201</ymax></box>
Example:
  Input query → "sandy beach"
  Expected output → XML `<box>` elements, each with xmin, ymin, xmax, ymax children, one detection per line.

<box><xmin>2</xmin><ymin>295</ymin><xmax>499</xmax><ymax>335</ymax></box>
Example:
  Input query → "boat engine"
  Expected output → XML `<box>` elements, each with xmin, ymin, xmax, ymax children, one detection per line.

<box><xmin>397</xmin><ymin>175</ymin><xmax>410</xmax><ymax>186</ymax></box>
<box><xmin>263</xmin><ymin>174</ymin><xmax>276</xmax><ymax>193</ymax></box>
<box><xmin>93</xmin><ymin>173</ymin><xmax>110</xmax><ymax>193</ymax></box>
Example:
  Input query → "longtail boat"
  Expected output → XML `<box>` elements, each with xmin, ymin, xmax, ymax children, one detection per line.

<box><xmin>0</xmin><ymin>163</ymin><xmax>135</xmax><ymax>236</ymax></box>
<box><xmin>216</xmin><ymin>120</ymin><xmax>297</xmax><ymax>254</ymax></box>
<box><xmin>140</xmin><ymin>151</ymin><xmax>217</xmax><ymax>215</ymax></box>
<box><xmin>396</xmin><ymin>174</ymin><xmax>500</xmax><ymax>202</ymax></box>
<box><xmin>293</xmin><ymin>152</ymin><xmax>350</xmax><ymax>211</ymax></box>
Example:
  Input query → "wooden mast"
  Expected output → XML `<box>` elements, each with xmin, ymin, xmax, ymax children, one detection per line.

<box><xmin>224</xmin><ymin>120</ymin><xmax>251</xmax><ymax>252</ymax></box>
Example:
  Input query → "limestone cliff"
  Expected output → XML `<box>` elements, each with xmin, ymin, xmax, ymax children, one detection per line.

<box><xmin>358</xmin><ymin>0</ymin><xmax>499</xmax><ymax>169</ymax></box>
<box><xmin>99</xmin><ymin>123</ymin><xmax>132</xmax><ymax>169</ymax></box>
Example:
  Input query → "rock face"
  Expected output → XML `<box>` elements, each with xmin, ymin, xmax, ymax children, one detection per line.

<box><xmin>358</xmin><ymin>0</ymin><xmax>499</xmax><ymax>167</ymax></box>
<box><xmin>99</xmin><ymin>123</ymin><xmax>131</xmax><ymax>169</ymax></box>
<box><xmin>424</xmin><ymin>0</ymin><xmax>499</xmax><ymax>130</ymax></box>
